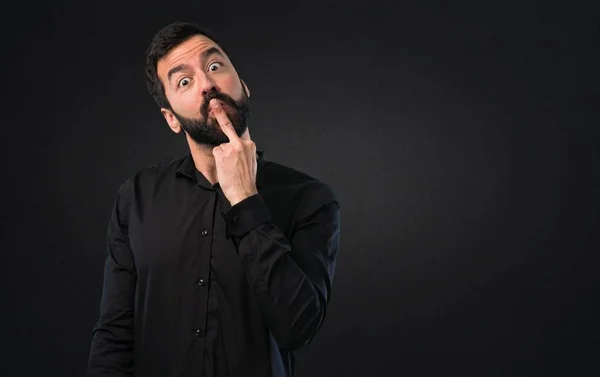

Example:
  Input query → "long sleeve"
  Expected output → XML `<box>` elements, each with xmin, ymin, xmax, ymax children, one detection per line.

<box><xmin>222</xmin><ymin>183</ymin><xmax>341</xmax><ymax>351</ymax></box>
<box><xmin>88</xmin><ymin>178</ymin><xmax>136</xmax><ymax>376</ymax></box>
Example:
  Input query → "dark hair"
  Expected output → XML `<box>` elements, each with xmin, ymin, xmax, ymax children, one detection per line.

<box><xmin>145</xmin><ymin>22</ymin><xmax>231</xmax><ymax>110</ymax></box>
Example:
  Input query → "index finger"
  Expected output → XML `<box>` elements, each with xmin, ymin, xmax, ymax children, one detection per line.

<box><xmin>210</xmin><ymin>99</ymin><xmax>240</xmax><ymax>143</ymax></box>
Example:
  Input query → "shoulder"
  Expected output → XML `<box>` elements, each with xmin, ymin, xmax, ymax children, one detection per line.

<box><xmin>124</xmin><ymin>156</ymin><xmax>187</xmax><ymax>185</ymax></box>
<box><xmin>261</xmin><ymin>159</ymin><xmax>340</xmax><ymax>211</ymax></box>
<box><xmin>114</xmin><ymin>156</ymin><xmax>187</xmax><ymax>196</ymax></box>
<box><xmin>136</xmin><ymin>155</ymin><xmax>187</xmax><ymax>180</ymax></box>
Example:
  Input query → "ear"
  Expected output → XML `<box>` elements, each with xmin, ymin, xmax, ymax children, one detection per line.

<box><xmin>241</xmin><ymin>79</ymin><xmax>250</xmax><ymax>98</ymax></box>
<box><xmin>161</xmin><ymin>108</ymin><xmax>182</xmax><ymax>134</ymax></box>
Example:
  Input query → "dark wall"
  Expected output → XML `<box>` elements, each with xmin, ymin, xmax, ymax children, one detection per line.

<box><xmin>3</xmin><ymin>1</ymin><xmax>598</xmax><ymax>376</ymax></box>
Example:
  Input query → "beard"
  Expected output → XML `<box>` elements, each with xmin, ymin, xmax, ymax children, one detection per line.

<box><xmin>173</xmin><ymin>87</ymin><xmax>250</xmax><ymax>147</ymax></box>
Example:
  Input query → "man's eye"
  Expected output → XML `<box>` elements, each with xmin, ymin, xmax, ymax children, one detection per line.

<box><xmin>179</xmin><ymin>78</ymin><xmax>191</xmax><ymax>87</ymax></box>
<box><xmin>209</xmin><ymin>62</ymin><xmax>222</xmax><ymax>72</ymax></box>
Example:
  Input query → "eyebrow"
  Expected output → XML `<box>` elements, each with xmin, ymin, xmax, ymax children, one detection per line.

<box><xmin>166</xmin><ymin>46</ymin><xmax>226</xmax><ymax>83</ymax></box>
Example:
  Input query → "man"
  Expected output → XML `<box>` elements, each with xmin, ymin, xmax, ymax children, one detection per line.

<box><xmin>87</xmin><ymin>22</ymin><xmax>341</xmax><ymax>377</ymax></box>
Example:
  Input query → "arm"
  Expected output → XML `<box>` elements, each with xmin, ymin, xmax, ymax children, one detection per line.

<box><xmin>88</xmin><ymin>178</ymin><xmax>136</xmax><ymax>376</ymax></box>
<box><xmin>223</xmin><ymin>183</ymin><xmax>341</xmax><ymax>351</ymax></box>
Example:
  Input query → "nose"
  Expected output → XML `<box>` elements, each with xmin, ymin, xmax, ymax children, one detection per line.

<box><xmin>198</xmin><ymin>71</ymin><xmax>220</xmax><ymax>96</ymax></box>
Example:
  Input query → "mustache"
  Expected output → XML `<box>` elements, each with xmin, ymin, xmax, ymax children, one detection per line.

<box><xmin>200</xmin><ymin>92</ymin><xmax>240</xmax><ymax>118</ymax></box>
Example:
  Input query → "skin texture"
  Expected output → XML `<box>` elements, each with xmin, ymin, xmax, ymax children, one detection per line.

<box><xmin>156</xmin><ymin>35</ymin><xmax>258</xmax><ymax>206</ymax></box>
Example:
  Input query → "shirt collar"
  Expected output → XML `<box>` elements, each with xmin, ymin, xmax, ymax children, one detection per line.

<box><xmin>176</xmin><ymin>150</ymin><xmax>266</xmax><ymax>190</ymax></box>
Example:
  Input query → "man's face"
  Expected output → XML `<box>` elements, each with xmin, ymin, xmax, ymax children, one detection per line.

<box><xmin>157</xmin><ymin>34</ymin><xmax>250</xmax><ymax>147</ymax></box>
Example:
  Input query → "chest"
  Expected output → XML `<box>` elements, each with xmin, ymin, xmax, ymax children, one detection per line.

<box><xmin>128</xmin><ymin>185</ymin><xmax>231</xmax><ymax>272</ymax></box>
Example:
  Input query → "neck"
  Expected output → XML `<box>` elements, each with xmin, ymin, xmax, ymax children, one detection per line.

<box><xmin>186</xmin><ymin>134</ymin><xmax>219</xmax><ymax>186</ymax></box>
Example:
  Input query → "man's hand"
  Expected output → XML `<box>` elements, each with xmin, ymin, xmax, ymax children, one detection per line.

<box><xmin>210</xmin><ymin>98</ymin><xmax>258</xmax><ymax>206</ymax></box>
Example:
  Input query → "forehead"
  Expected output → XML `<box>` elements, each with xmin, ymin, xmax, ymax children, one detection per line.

<box><xmin>156</xmin><ymin>34</ymin><xmax>227</xmax><ymax>81</ymax></box>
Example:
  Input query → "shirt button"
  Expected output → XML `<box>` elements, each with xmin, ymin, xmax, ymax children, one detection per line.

<box><xmin>197</xmin><ymin>278</ymin><xmax>204</xmax><ymax>286</ymax></box>
<box><xmin>195</xmin><ymin>328</ymin><xmax>205</xmax><ymax>337</ymax></box>
<box><xmin>201</xmin><ymin>229</ymin><xmax>208</xmax><ymax>236</ymax></box>
<box><xmin>232</xmin><ymin>216</ymin><xmax>239</xmax><ymax>223</ymax></box>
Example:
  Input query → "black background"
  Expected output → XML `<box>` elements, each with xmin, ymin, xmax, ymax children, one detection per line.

<box><xmin>2</xmin><ymin>1</ymin><xmax>599</xmax><ymax>376</ymax></box>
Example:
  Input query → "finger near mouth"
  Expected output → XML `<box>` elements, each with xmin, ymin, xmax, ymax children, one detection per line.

<box><xmin>209</xmin><ymin>101</ymin><xmax>230</xmax><ymax>113</ymax></box>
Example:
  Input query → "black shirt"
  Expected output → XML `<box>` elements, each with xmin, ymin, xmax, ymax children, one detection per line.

<box><xmin>87</xmin><ymin>150</ymin><xmax>341</xmax><ymax>377</ymax></box>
